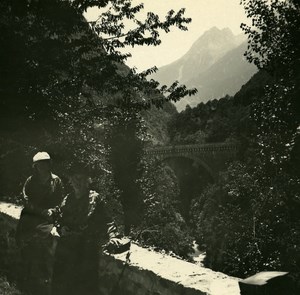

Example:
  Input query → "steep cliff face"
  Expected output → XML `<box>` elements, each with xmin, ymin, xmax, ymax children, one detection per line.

<box><xmin>151</xmin><ymin>27</ymin><xmax>257</xmax><ymax>111</ymax></box>
<box><xmin>151</xmin><ymin>27</ymin><xmax>244</xmax><ymax>87</ymax></box>
<box><xmin>175</xmin><ymin>42</ymin><xmax>257</xmax><ymax>110</ymax></box>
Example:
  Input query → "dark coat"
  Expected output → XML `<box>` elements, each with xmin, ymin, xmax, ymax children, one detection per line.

<box><xmin>16</xmin><ymin>173</ymin><xmax>64</xmax><ymax>244</ymax></box>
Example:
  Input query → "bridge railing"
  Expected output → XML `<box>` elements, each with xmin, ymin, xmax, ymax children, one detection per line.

<box><xmin>144</xmin><ymin>142</ymin><xmax>239</xmax><ymax>156</ymax></box>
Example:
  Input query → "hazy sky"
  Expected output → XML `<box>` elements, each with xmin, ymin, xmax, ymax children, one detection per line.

<box><xmin>86</xmin><ymin>0</ymin><xmax>249</xmax><ymax>71</ymax></box>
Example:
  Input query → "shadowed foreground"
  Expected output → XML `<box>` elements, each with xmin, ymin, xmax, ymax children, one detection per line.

<box><xmin>0</xmin><ymin>202</ymin><xmax>241</xmax><ymax>295</ymax></box>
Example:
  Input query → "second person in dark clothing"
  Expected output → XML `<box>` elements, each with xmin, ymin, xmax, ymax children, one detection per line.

<box><xmin>52</xmin><ymin>164</ymin><xmax>118</xmax><ymax>295</ymax></box>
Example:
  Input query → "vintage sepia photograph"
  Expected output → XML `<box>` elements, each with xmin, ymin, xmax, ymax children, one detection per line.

<box><xmin>0</xmin><ymin>0</ymin><xmax>299</xmax><ymax>294</ymax></box>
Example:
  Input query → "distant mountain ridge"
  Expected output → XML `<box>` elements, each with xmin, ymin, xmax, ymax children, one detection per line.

<box><xmin>175</xmin><ymin>41</ymin><xmax>257</xmax><ymax>110</ymax></box>
<box><xmin>151</xmin><ymin>27</ymin><xmax>257</xmax><ymax>111</ymax></box>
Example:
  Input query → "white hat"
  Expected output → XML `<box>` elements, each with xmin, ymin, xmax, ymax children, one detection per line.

<box><xmin>33</xmin><ymin>152</ymin><xmax>51</xmax><ymax>163</ymax></box>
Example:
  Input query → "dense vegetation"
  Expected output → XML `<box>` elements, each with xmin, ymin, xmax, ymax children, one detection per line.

<box><xmin>1</xmin><ymin>0</ymin><xmax>299</xmax><ymax>289</ymax></box>
<box><xmin>167</xmin><ymin>69</ymin><xmax>273</xmax><ymax>145</ymax></box>
<box><xmin>0</xmin><ymin>277</ymin><xmax>21</xmax><ymax>295</ymax></box>
<box><xmin>170</xmin><ymin>0</ymin><xmax>300</xmax><ymax>284</ymax></box>
<box><xmin>137</xmin><ymin>160</ymin><xmax>194</xmax><ymax>257</ymax></box>
<box><xmin>0</xmin><ymin>0</ymin><xmax>195</xmax><ymax>257</ymax></box>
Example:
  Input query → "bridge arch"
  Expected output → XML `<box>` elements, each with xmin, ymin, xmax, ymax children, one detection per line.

<box><xmin>144</xmin><ymin>142</ymin><xmax>239</xmax><ymax>178</ymax></box>
<box><xmin>144</xmin><ymin>142</ymin><xmax>239</xmax><ymax>219</ymax></box>
<box><xmin>153</xmin><ymin>155</ymin><xmax>215</xmax><ymax>219</ymax></box>
<box><xmin>157</xmin><ymin>155</ymin><xmax>215</xmax><ymax>181</ymax></box>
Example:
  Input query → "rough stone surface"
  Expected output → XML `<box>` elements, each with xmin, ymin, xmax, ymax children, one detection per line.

<box><xmin>101</xmin><ymin>244</ymin><xmax>241</xmax><ymax>295</ymax></box>
<box><xmin>0</xmin><ymin>202</ymin><xmax>241</xmax><ymax>295</ymax></box>
<box><xmin>0</xmin><ymin>203</ymin><xmax>21</xmax><ymax>282</ymax></box>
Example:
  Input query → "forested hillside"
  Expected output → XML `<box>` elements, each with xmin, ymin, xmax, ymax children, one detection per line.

<box><xmin>142</xmin><ymin>101</ymin><xmax>177</xmax><ymax>146</ymax></box>
<box><xmin>168</xmin><ymin>70</ymin><xmax>272</xmax><ymax>145</ymax></box>
<box><xmin>168</xmin><ymin>0</ymin><xmax>300</xmax><ymax>285</ymax></box>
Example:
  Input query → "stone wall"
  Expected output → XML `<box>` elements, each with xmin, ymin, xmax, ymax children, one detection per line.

<box><xmin>0</xmin><ymin>203</ymin><xmax>21</xmax><ymax>282</ymax></box>
<box><xmin>0</xmin><ymin>202</ymin><xmax>241</xmax><ymax>295</ymax></box>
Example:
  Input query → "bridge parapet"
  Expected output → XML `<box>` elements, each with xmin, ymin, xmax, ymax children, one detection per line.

<box><xmin>144</xmin><ymin>142</ymin><xmax>239</xmax><ymax>157</ymax></box>
<box><xmin>144</xmin><ymin>142</ymin><xmax>240</xmax><ymax>179</ymax></box>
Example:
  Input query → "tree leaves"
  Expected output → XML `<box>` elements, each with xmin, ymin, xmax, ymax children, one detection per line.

<box><xmin>186</xmin><ymin>0</ymin><xmax>300</xmax><ymax>278</ymax></box>
<box><xmin>90</xmin><ymin>0</ymin><xmax>191</xmax><ymax>56</ymax></box>
<box><xmin>240</xmin><ymin>0</ymin><xmax>300</xmax><ymax>74</ymax></box>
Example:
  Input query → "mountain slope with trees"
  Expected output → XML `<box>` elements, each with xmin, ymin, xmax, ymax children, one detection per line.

<box><xmin>183</xmin><ymin>0</ymin><xmax>300</xmax><ymax>288</ymax></box>
<box><xmin>168</xmin><ymin>69</ymin><xmax>271</xmax><ymax>145</ymax></box>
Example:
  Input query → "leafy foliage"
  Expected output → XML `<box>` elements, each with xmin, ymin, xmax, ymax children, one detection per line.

<box><xmin>0</xmin><ymin>0</ymin><xmax>197</xmax><ymax>226</ymax></box>
<box><xmin>136</xmin><ymin>161</ymin><xmax>194</xmax><ymax>258</ymax></box>
<box><xmin>0</xmin><ymin>0</ymin><xmax>196</xmax><ymax>160</ymax></box>
<box><xmin>91</xmin><ymin>1</ymin><xmax>191</xmax><ymax>50</ymax></box>
<box><xmin>0</xmin><ymin>277</ymin><xmax>22</xmax><ymax>295</ymax></box>
<box><xmin>241</xmin><ymin>0</ymin><xmax>300</xmax><ymax>74</ymax></box>
<box><xmin>188</xmin><ymin>0</ymin><xmax>300</xmax><ymax>282</ymax></box>
<box><xmin>191</xmin><ymin>162</ymin><xmax>300</xmax><ymax>276</ymax></box>
<box><xmin>167</xmin><ymin>95</ymin><xmax>252</xmax><ymax>145</ymax></box>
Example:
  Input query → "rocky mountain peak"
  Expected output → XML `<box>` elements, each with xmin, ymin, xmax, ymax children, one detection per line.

<box><xmin>151</xmin><ymin>27</ymin><xmax>243</xmax><ymax>86</ymax></box>
<box><xmin>188</xmin><ymin>27</ymin><xmax>235</xmax><ymax>53</ymax></box>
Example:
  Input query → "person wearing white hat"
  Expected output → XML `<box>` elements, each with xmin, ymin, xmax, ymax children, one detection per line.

<box><xmin>16</xmin><ymin>151</ymin><xmax>64</xmax><ymax>295</ymax></box>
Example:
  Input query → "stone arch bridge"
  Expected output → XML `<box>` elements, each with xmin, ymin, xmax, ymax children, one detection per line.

<box><xmin>144</xmin><ymin>142</ymin><xmax>240</xmax><ymax>179</ymax></box>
